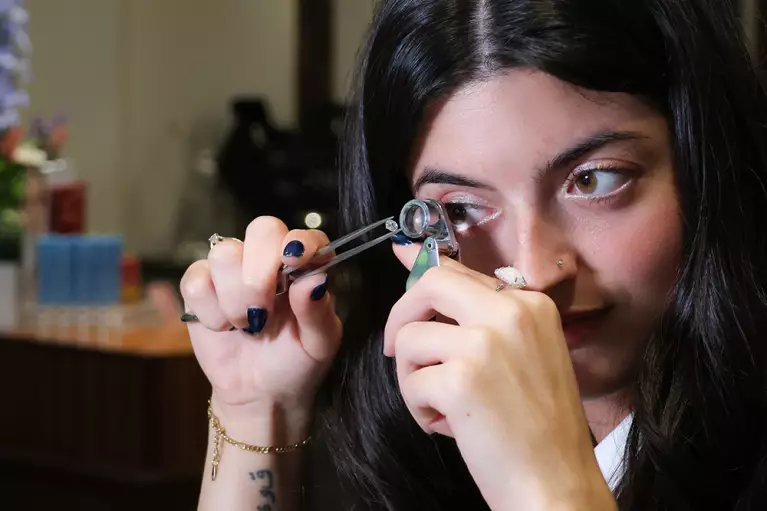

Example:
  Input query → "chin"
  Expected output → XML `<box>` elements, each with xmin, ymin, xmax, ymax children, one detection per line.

<box><xmin>568</xmin><ymin>344</ymin><xmax>639</xmax><ymax>400</ymax></box>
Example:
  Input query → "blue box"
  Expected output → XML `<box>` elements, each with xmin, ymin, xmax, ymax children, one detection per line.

<box><xmin>37</xmin><ymin>235</ymin><xmax>74</xmax><ymax>305</ymax></box>
<box><xmin>37</xmin><ymin>235</ymin><xmax>124</xmax><ymax>306</ymax></box>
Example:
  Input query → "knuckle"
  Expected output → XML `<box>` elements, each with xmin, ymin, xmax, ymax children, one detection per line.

<box><xmin>501</xmin><ymin>299</ymin><xmax>532</xmax><ymax>330</ymax></box>
<box><xmin>449</xmin><ymin>359</ymin><xmax>479</xmax><ymax>399</ymax></box>
<box><xmin>207</xmin><ymin>238</ymin><xmax>241</xmax><ymax>263</ymax></box>
<box><xmin>245</xmin><ymin>216</ymin><xmax>287</xmax><ymax>239</ymax></box>
<box><xmin>470</xmin><ymin>326</ymin><xmax>500</xmax><ymax>362</ymax></box>
<box><xmin>241</xmin><ymin>271</ymin><xmax>270</xmax><ymax>290</ymax></box>
<box><xmin>528</xmin><ymin>292</ymin><xmax>557</xmax><ymax>314</ymax></box>
<box><xmin>394</xmin><ymin>322</ymin><xmax>419</xmax><ymax>352</ymax></box>
<box><xmin>180</xmin><ymin>261</ymin><xmax>210</xmax><ymax>300</ymax></box>
<box><xmin>399</xmin><ymin>372</ymin><xmax>418</xmax><ymax>402</ymax></box>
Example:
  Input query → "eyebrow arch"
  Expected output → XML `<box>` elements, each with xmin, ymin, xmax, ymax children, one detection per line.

<box><xmin>413</xmin><ymin>167</ymin><xmax>494</xmax><ymax>192</ymax></box>
<box><xmin>413</xmin><ymin>130</ymin><xmax>647</xmax><ymax>192</ymax></box>
<box><xmin>539</xmin><ymin>130</ymin><xmax>648</xmax><ymax>181</ymax></box>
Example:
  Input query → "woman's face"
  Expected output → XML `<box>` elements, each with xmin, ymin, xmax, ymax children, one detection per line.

<box><xmin>410</xmin><ymin>69</ymin><xmax>682</xmax><ymax>399</ymax></box>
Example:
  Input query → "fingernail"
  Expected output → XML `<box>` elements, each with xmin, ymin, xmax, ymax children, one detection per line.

<box><xmin>392</xmin><ymin>232</ymin><xmax>413</xmax><ymax>246</ymax></box>
<box><xmin>283</xmin><ymin>240</ymin><xmax>305</xmax><ymax>258</ymax></box>
<box><xmin>244</xmin><ymin>307</ymin><xmax>268</xmax><ymax>334</ymax></box>
<box><xmin>310</xmin><ymin>276</ymin><xmax>329</xmax><ymax>301</ymax></box>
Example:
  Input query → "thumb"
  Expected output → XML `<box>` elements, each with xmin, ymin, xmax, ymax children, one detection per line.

<box><xmin>391</xmin><ymin>237</ymin><xmax>466</xmax><ymax>273</ymax></box>
<box><xmin>391</xmin><ymin>237</ymin><xmax>498</xmax><ymax>289</ymax></box>
<box><xmin>391</xmin><ymin>238</ymin><xmax>424</xmax><ymax>271</ymax></box>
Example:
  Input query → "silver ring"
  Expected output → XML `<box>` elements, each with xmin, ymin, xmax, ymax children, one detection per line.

<box><xmin>494</xmin><ymin>266</ymin><xmax>527</xmax><ymax>291</ymax></box>
<box><xmin>208</xmin><ymin>233</ymin><xmax>225</xmax><ymax>249</ymax></box>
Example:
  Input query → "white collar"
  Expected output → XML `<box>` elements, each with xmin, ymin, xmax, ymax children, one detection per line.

<box><xmin>593</xmin><ymin>413</ymin><xmax>633</xmax><ymax>491</ymax></box>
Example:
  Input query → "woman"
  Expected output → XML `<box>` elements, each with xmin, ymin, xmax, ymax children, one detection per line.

<box><xmin>181</xmin><ymin>0</ymin><xmax>767</xmax><ymax>509</ymax></box>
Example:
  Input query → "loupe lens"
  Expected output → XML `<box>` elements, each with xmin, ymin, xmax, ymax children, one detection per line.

<box><xmin>400</xmin><ymin>199</ymin><xmax>448</xmax><ymax>239</ymax></box>
<box><xmin>400</xmin><ymin>200</ymin><xmax>431</xmax><ymax>237</ymax></box>
<box><xmin>402</xmin><ymin>202</ymin><xmax>427</xmax><ymax>236</ymax></box>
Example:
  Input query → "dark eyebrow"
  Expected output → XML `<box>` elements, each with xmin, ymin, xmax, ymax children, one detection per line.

<box><xmin>413</xmin><ymin>167</ymin><xmax>494</xmax><ymax>192</ymax></box>
<box><xmin>539</xmin><ymin>130</ymin><xmax>647</xmax><ymax>181</ymax></box>
<box><xmin>413</xmin><ymin>130</ymin><xmax>647</xmax><ymax>192</ymax></box>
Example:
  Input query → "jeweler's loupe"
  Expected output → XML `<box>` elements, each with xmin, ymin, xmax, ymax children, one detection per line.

<box><xmin>399</xmin><ymin>199</ymin><xmax>459</xmax><ymax>257</ymax></box>
<box><xmin>276</xmin><ymin>199</ymin><xmax>460</xmax><ymax>295</ymax></box>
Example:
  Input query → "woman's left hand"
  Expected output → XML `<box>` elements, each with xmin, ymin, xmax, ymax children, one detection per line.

<box><xmin>383</xmin><ymin>244</ymin><xmax>616</xmax><ymax>511</ymax></box>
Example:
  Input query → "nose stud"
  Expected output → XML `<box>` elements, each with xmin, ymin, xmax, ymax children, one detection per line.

<box><xmin>557</xmin><ymin>259</ymin><xmax>564</xmax><ymax>267</ymax></box>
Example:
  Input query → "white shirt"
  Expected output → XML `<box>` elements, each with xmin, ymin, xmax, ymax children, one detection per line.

<box><xmin>594</xmin><ymin>413</ymin><xmax>633</xmax><ymax>491</ymax></box>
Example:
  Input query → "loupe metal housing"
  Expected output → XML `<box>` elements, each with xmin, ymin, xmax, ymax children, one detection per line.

<box><xmin>399</xmin><ymin>199</ymin><xmax>459</xmax><ymax>257</ymax></box>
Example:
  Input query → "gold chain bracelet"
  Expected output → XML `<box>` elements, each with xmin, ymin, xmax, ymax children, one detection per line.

<box><xmin>207</xmin><ymin>400</ymin><xmax>311</xmax><ymax>481</ymax></box>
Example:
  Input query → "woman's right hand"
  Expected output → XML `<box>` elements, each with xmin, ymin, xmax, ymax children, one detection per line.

<box><xmin>180</xmin><ymin>217</ymin><xmax>343</xmax><ymax>433</ymax></box>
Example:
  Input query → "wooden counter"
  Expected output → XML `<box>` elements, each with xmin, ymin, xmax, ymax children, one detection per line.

<box><xmin>0</xmin><ymin>324</ymin><xmax>210</xmax><ymax>511</ymax></box>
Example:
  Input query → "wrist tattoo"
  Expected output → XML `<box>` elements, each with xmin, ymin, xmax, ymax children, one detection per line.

<box><xmin>250</xmin><ymin>469</ymin><xmax>276</xmax><ymax>509</ymax></box>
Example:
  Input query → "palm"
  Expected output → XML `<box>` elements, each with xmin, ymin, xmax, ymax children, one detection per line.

<box><xmin>190</xmin><ymin>306</ymin><xmax>329</xmax><ymax>406</ymax></box>
<box><xmin>180</xmin><ymin>221</ymin><xmax>341</xmax><ymax>411</ymax></box>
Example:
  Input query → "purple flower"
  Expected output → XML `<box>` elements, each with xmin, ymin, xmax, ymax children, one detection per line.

<box><xmin>0</xmin><ymin>1</ymin><xmax>21</xmax><ymax>14</ymax></box>
<box><xmin>0</xmin><ymin>1</ymin><xmax>29</xmax><ymax>130</ymax></box>
<box><xmin>0</xmin><ymin>107</ymin><xmax>19</xmax><ymax>129</ymax></box>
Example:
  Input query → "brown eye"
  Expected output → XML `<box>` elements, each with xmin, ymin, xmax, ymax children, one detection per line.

<box><xmin>575</xmin><ymin>172</ymin><xmax>597</xmax><ymax>193</ymax></box>
<box><xmin>443</xmin><ymin>202</ymin><xmax>499</xmax><ymax>232</ymax></box>
<box><xmin>446</xmin><ymin>204</ymin><xmax>469</xmax><ymax>224</ymax></box>
<box><xmin>569</xmin><ymin>169</ymin><xmax>630</xmax><ymax>196</ymax></box>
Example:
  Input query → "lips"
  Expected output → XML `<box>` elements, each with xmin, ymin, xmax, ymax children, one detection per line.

<box><xmin>560</xmin><ymin>307</ymin><xmax>612</xmax><ymax>348</ymax></box>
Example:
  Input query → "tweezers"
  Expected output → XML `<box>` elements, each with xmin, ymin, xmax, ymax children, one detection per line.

<box><xmin>181</xmin><ymin>217</ymin><xmax>401</xmax><ymax>323</ymax></box>
<box><xmin>276</xmin><ymin>217</ymin><xmax>401</xmax><ymax>294</ymax></box>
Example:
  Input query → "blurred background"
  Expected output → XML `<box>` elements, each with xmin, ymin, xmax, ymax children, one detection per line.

<box><xmin>0</xmin><ymin>0</ymin><xmax>762</xmax><ymax>509</ymax></box>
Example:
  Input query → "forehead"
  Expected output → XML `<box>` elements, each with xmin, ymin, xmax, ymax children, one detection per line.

<box><xmin>411</xmin><ymin>69</ymin><xmax>665</xmax><ymax>181</ymax></box>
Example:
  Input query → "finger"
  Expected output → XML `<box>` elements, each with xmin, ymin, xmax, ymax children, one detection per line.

<box><xmin>207</xmin><ymin>238</ymin><xmax>252</xmax><ymax>329</ymax></box>
<box><xmin>180</xmin><ymin>259</ymin><xmax>231</xmax><ymax>332</ymax></box>
<box><xmin>394</xmin><ymin>321</ymin><xmax>469</xmax><ymax>380</ymax></box>
<box><xmin>399</xmin><ymin>363</ymin><xmax>455</xmax><ymax>436</ymax></box>
<box><xmin>240</xmin><ymin>217</ymin><xmax>290</xmax><ymax>333</ymax></box>
<box><xmin>288</xmin><ymin>272</ymin><xmax>342</xmax><ymax>362</ymax></box>
<box><xmin>281</xmin><ymin>229</ymin><xmax>334</xmax><ymax>268</ymax></box>
<box><xmin>391</xmin><ymin>241</ymin><xmax>498</xmax><ymax>287</ymax></box>
<box><xmin>383</xmin><ymin>265</ymin><xmax>503</xmax><ymax>356</ymax></box>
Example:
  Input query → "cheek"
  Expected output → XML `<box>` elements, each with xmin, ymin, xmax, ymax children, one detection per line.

<box><xmin>582</xmin><ymin>194</ymin><xmax>682</xmax><ymax>301</ymax></box>
<box><xmin>453</xmin><ymin>230</ymin><xmax>506</xmax><ymax>276</ymax></box>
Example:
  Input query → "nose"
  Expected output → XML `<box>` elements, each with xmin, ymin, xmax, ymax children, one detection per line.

<box><xmin>509</xmin><ymin>211</ymin><xmax>577</xmax><ymax>293</ymax></box>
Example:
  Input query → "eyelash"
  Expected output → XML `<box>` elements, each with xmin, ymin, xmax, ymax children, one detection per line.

<box><xmin>442</xmin><ymin>201</ymin><xmax>500</xmax><ymax>233</ymax></box>
<box><xmin>436</xmin><ymin>164</ymin><xmax>634</xmax><ymax>231</ymax></box>
<box><xmin>563</xmin><ymin>164</ymin><xmax>633</xmax><ymax>203</ymax></box>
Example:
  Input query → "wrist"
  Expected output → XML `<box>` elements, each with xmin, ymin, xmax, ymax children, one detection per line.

<box><xmin>210</xmin><ymin>393</ymin><xmax>314</xmax><ymax>446</ymax></box>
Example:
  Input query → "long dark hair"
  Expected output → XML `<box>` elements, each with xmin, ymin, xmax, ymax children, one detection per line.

<box><xmin>317</xmin><ymin>1</ymin><xmax>767</xmax><ymax>509</ymax></box>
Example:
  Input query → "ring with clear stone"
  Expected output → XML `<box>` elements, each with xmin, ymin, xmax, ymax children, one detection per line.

<box><xmin>208</xmin><ymin>233</ymin><xmax>225</xmax><ymax>249</ymax></box>
<box><xmin>494</xmin><ymin>266</ymin><xmax>527</xmax><ymax>292</ymax></box>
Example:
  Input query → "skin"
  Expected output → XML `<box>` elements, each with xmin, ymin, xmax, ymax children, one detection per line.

<box><xmin>183</xmin><ymin>68</ymin><xmax>681</xmax><ymax>510</ymax></box>
<box><xmin>396</xmin><ymin>69</ymin><xmax>682</xmax><ymax>440</ymax></box>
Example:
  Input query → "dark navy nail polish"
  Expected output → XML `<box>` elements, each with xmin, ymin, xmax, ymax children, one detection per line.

<box><xmin>392</xmin><ymin>232</ymin><xmax>413</xmax><ymax>246</ymax></box>
<box><xmin>310</xmin><ymin>277</ymin><xmax>329</xmax><ymax>301</ymax></box>
<box><xmin>244</xmin><ymin>307</ymin><xmax>268</xmax><ymax>334</ymax></box>
<box><xmin>283</xmin><ymin>240</ymin><xmax>305</xmax><ymax>257</ymax></box>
